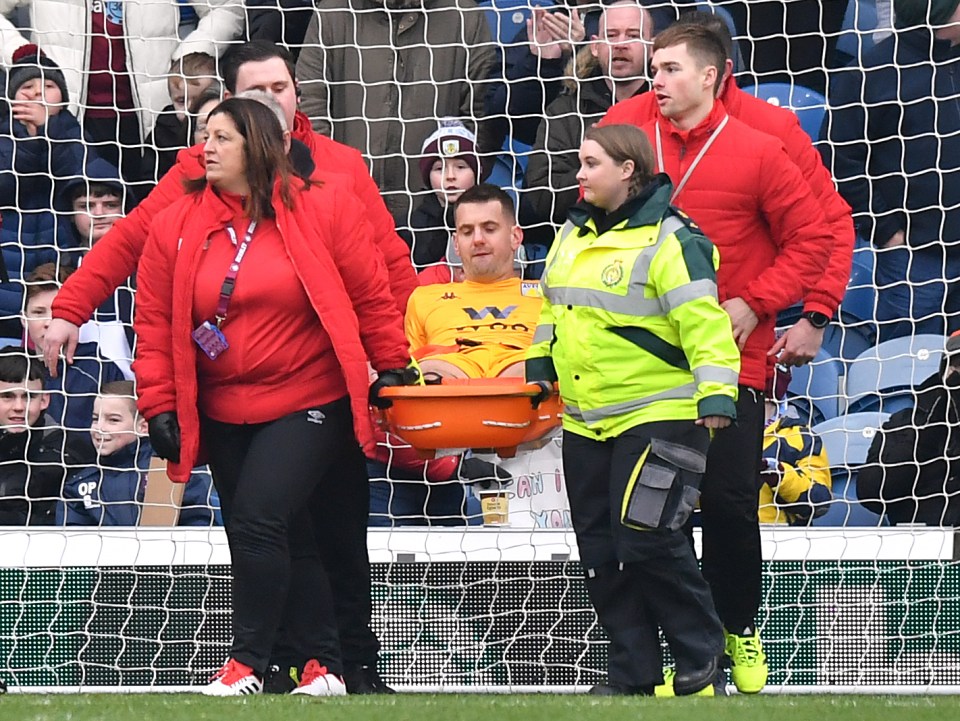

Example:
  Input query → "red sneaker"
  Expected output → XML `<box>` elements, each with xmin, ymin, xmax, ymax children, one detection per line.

<box><xmin>290</xmin><ymin>659</ymin><xmax>347</xmax><ymax>697</ymax></box>
<box><xmin>201</xmin><ymin>658</ymin><xmax>263</xmax><ymax>696</ymax></box>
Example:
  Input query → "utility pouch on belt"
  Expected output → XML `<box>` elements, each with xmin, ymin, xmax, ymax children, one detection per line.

<box><xmin>621</xmin><ymin>437</ymin><xmax>707</xmax><ymax>532</ymax></box>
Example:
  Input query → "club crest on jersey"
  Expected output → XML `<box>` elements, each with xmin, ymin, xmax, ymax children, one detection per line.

<box><xmin>520</xmin><ymin>281</ymin><xmax>541</xmax><ymax>297</ymax></box>
<box><xmin>601</xmin><ymin>260</ymin><xmax>624</xmax><ymax>288</ymax></box>
<box><xmin>441</xmin><ymin>139</ymin><xmax>461</xmax><ymax>156</ymax></box>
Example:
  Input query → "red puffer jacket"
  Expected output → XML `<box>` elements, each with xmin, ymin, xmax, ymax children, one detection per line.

<box><xmin>134</xmin><ymin>178</ymin><xmax>410</xmax><ymax>482</ymax></box>
<box><xmin>642</xmin><ymin>102</ymin><xmax>832</xmax><ymax>390</ymax></box>
<box><xmin>53</xmin><ymin>111</ymin><xmax>417</xmax><ymax>326</ymax></box>
<box><xmin>601</xmin><ymin>76</ymin><xmax>853</xmax><ymax>317</ymax></box>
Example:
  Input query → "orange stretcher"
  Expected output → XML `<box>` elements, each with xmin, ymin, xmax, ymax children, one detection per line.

<box><xmin>377</xmin><ymin>378</ymin><xmax>562</xmax><ymax>459</ymax></box>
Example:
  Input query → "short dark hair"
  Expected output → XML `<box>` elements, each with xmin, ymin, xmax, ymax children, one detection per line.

<box><xmin>454</xmin><ymin>184</ymin><xmax>517</xmax><ymax>224</ymax></box>
<box><xmin>0</xmin><ymin>348</ymin><xmax>44</xmax><ymax>385</ymax></box>
<box><xmin>221</xmin><ymin>41</ymin><xmax>296</xmax><ymax>94</ymax></box>
<box><xmin>653</xmin><ymin>23</ymin><xmax>727</xmax><ymax>95</ymax></box>
<box><xmin>184</xmin><ymin>97</ymin><xmax>302</xmax><ymax>223</ymax></box>
<box><xmin>677</xmin><ymin>10</ymin><xmax>734</xmax><ymax>68</ymax></box>
<box><xmin>69</xmin><ymin>181</ymin><xmax>123</xmax><ymax>206</ymax></box>
<box><xmin>100</xmin><ymin>380</ymin><xmax>139</xmax><ymax>417</ymax></box>
<box><xmin>24</xmin><ymin>263</ymin><xmax>74</xmax><ymax>305</ymax></box>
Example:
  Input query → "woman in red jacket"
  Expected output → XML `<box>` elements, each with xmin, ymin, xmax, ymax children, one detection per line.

<box><xmin>133</xmin><ymin>97</ymin><xmax>411</xmax><ymax>697</ymax></box>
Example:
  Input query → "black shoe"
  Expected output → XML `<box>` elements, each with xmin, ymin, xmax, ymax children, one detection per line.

<box><xmin>342</xmin><ymin>664</ymin><xmax>395</xmax><ymax>694</ymax></box>
<box><xmin>674</xmin><ymin>655</ymin><xmax>720</xmax><ymax>696</ymax></box>
<box><xmin>0</xmin><ymin>677</ymin><xmax>7</xmax><ymax>694</ymax></box>
<box><xmin>262</xmin><ymin>664</ymin><xmax>298</xmax><ymax>694</ymax></box>
<box><xmin>587</xmin><ymin>682</ymin><xmax>652</xmax><ymax>696</ymax></box>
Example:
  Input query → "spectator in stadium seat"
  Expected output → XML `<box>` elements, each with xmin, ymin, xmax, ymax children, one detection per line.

<box><xmin>0</xmin><ymin>350</ymin><xmax>72</xmax><ymax>526</ymax></box>
<box><xmin>483</xmin><ymin>0</ymin><xmax>675</xmax><ymax>152</ymax></box>
<box><xmin>600</xmin><ymin>10</ymin><xmax>855</xmax><ymax>369</ymax></box>
<box><xmin>822</xmin><ymin>0</ymin><xmax>960</xmax><ymax>342</ymax></box>
<box><xmin>0</xmin><ymin>0</ymin><xmax>243</xmax><ymax>187</ymax></box>
<box><xmin>525</xmin><ymin>124</ymin><xmax>739</xmax><ymax>697</ymax></box>
<box><xmin>759</xmin><ymin>365</ymin><xmax>832</xmax><ymax>525</ymax></box>
<box><xmin>56</xmin><ymin>380</ymin><xmax>221</xmax><ymax>527</ymax></box>
<box><xmin>140</xmin><ymin>53</ymin><xmax>218</xmax><ymax>185</ymax></box>
<box><xmin>41</xmin><ymin>41</ymin><xmax>416</xmax><ymax>697</ymax></box>
<box><xmin>296</xmin><ymin>0</ymin><xmax>497</xmax><ymax>223</ymax></box>
<box><xmin>22</xmin><ymin>264</ymin><xmax>126</xmax><ymax>463</ymax></box>
<box><xmin>57</xmin><ymin>156</ymin><xmax>137</xmax><ymax>371</ymax></box>
<box><xmin>133</xmin><ymin>97</ymin><xmax>411</xmax><ymax>696</ymax></box>
<box><xmin>404</xmin><ymin>185</ymin><xmax>541</xmax><ymax>381</ymax></box>
<box><xmin>858</xmin><ymin>330</ymin><xmax>960</xmax><ymax>526</ymax></box>
<box><xmin>0</xmin><ymin>44</ymin><xmax>83</xmax><ymax>339</ymax></box>
<box><xmin>624</xmin><ymin>24</ymin><xmax>833</xmax><ymax>694</ymax></box>
<box><xmin>400</xmin><ymin>119</ymin><xmax>480</xmax><ymax>270</ymax></box>
<box><xmin>522</xmin><ymin>1</ymin><xmax>653</xmax><ymax>245</ymax></box>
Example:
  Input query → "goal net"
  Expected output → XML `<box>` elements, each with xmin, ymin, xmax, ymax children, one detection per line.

<box><xmin>3</xmin><ymin>0</ymin><xmax>960</xmax><ymax>694</ymax></box>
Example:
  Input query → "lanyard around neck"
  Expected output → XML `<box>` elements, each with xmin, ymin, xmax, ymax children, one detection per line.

<box><xmin>214</xmin><ymin>221</ymin><xmax>257</xmax><ymax>327</ymax></box>
<box><xmin>655</xmin><ymin>114</ymin><xmax>729</xmax><ymax>203</ymax></box>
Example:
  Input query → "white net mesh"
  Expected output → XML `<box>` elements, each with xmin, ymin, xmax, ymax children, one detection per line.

<box><xmin>1</xmin><ymin>0</ymin><xmax>960</xmax><ymax>692</ymax></box>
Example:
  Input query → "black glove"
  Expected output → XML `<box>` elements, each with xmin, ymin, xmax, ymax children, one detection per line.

<box><xmin>148</xmin><ymin>412</ymin><xmax>181</xmax><ymax>463</ymax></box>
<box><xmin>458</xmin><ymin>457</ymin><xmax>513</xmax><ymax>489</ymax></box>
<box><xmin>369</xmin><ymin>367</ymin><xmax>420</xmax><ymax>409</ymax></box>
<box><xmin>528</xmin><ymin>380</ymin><xmax>554</xmax><ymax>409</ymax></box>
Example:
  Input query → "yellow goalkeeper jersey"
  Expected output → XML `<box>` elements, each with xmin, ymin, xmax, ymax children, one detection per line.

<box><xmin>405</xmin><ymin>278</ymin><xmax>543</xmax><ymax>353</ymax></box>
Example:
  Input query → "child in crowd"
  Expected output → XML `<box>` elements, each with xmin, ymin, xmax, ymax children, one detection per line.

<box><xmin>0</xmin><ymin>44</ymin><xmax>83</xmax><ymax>338</ymax></box>
<box><xmin>399</xmin><ymin>119</ymin><xmax>479</xmax><ymax>272</ymax></box>
<box><xmin>0</xmin><ymin>350</ymin><xmax>73</xmax><ymax>525</ymax></box>
<box><xmin>57</xmin><ymin>380</ymin><xmax>221</xmax><ymax>526</ymax></box>
<box><xmin>23</xmin><ymin>264</ymin><xmax>126</xmax><ymax>461</ymax></box>
<box><xmin>57</xmin><ymin>161</ymin><xmax>137</xmax><ymax>373</ymax></box>
<box><xmin>187</xmin><ymin>83</ymin><xmax>224</xmax><ymax>146</ymax></box>
<box><xmin>141</xmin><ymin>52</ymin><xmax>217</xmax><ymax>183</ymax></box>
<box><xmin>759</xmin><ymin>365</ymin><xmax>832</xmax><ymax>525</ymax></box>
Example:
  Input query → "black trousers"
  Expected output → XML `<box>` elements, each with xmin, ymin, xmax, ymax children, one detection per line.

<box><xmin>202</xmin><ymin>397</ymin><xmax>362</xmax><ymax>675</ymax></box>
<box><xmin>563</xmin><ymin>421</ymin><xmax>724</xmax><ymax>688</ymax></box>
<box><xmin>698</xmin><ymin>386</ymin><xmax>765</xmax><ymax>633</ymax></box>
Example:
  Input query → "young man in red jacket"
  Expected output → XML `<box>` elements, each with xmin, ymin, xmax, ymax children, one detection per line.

<box><xmin>42</xmin><ymin>41</ymin><xmax>414</xmax><ymax>695</ymax></box>
<box><xmin>599</xmin><ymin>11</ymin><xmax>854</xmax><ymax>369</ymax></box>
<box><xmin>629</xmin><ymin>24</ymin><xmax>833</xmax><ymax>694</ymax></box>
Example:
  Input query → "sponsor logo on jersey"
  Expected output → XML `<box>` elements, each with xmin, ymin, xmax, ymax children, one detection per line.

<box><xmin>441</xmin><ymin>292</ymin><xmax>459</xmax><ymax>300</ymax></box>
<box><xmin>462</xmin><ymin>305</ymin><xmax>517</xmax><ymax>321</ymax></box>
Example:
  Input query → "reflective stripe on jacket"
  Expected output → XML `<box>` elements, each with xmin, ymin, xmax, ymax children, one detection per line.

<box><xmin>526</xmin><ymin>176</ymin><xmax>740</xmax><ymax>440</ymax></box>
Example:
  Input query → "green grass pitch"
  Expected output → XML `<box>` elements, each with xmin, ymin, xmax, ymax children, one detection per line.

<box><xmin>3</xmin><ymin>693</ymin><xmax>960</xmax><ymax>721</ymax></box>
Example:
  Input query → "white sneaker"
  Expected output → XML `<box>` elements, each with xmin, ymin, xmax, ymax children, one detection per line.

<box><xmin>290</xmin><ymin>659</ymin><xmax>348</xmax><ymax>697</ymax></box>
<box><xmin>202</xmin><ymin>658</ymin><xmax>263</xmax><ymax>696</ymax></box>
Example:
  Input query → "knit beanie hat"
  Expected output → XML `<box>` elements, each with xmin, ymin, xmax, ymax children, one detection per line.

<box><xmin>895</xmin><ymin>0</ymin><xmax>960</xmax><ymax>28</ymax></box>
<box><xmin>6</xmin><ymin>44</ymin><xmax>69</xmax><ymax>103</ymax></box>
<box><xmin>418</xmin><ymin>119</ymin><xmax>479</xmax><ymax>188</ymax></box>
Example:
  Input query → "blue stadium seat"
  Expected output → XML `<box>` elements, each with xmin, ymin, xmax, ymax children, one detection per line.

<box><xmin>478</xmin><ymin>0</ymin><xmax>556</xmax><ymax>46</ymax></box>
<box><xmin>485</xmin><ymin>137</ymin><xmax>533</xmax><ymax>205</ymax></box>
<box><xmin>835</xmin><ymin>0</ymin><xmax>881</xmax><ymax>63</ymax></box>
<box><xmin>820</xmin><ymin>323</ymin><xmax>874</xmax><ymax>363</ymax></box>
<box><xmin>787</xmin><ymin>349</ymin><xmax>844</xmax><ymax>425</ymax></box>
<box><xmin>695</xmin><ymin>2</ymin><xmax>745</xmax><ymax>72</ymax></box>
<box><xmin>811</xmin><ymin>411</ymin><xmax>890</xmax><ymax>526</ymax></box>
<box><xmin>838</xmin><ymin>243</ymin><xmax>877</xmax><ymax>327</ymax></box>
<box><xmin>741</xmin><ymin>83</ymin><xmax>827</xmax><ymax>143</ymax></box>
<box><xmin>846</xmin><ymin>334</ymin><xmax>946</xmax><ymax>414</ymax></box>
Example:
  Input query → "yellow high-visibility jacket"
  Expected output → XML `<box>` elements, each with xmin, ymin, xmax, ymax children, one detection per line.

<box><xmin>525</xmin><ymin>177</ymin><xmax>740</xmax><ymax>440</ymax></box>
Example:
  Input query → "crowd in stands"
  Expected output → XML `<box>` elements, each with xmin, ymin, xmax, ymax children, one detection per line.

<box><xmin>0</xmin><ymin>0</ymin><xmax>958</xmax><ymax>532</ymax></box>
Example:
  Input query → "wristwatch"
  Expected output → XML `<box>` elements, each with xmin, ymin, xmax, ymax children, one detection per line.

<box><xmin>800</xmin><ymin>311</ymin><xmax>830</xmax><ymax>329</ymax></box>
